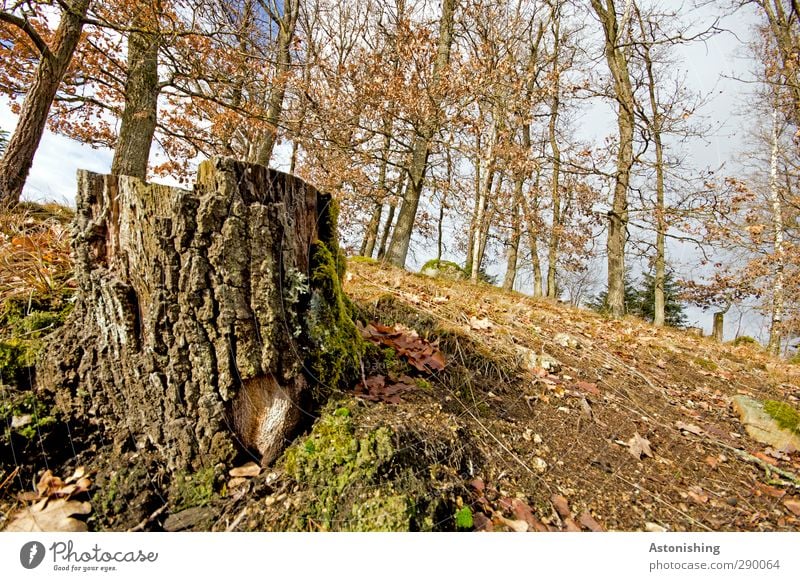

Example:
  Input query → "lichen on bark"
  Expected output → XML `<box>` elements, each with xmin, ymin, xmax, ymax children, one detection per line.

<box><xmin>39</xmin><ymin>158</ymin><xmax>363</xmax><ymax>473</ymax></box>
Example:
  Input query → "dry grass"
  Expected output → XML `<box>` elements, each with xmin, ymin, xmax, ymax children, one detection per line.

<box><xmin>0</xmin><ymin>202</ymin><xmax>75</xmax><ymax>324</ymax></box>
<box><xmin>343</xmin><ymin>258</ymin><xmax>800</xmax><ymax>531</ymax></box>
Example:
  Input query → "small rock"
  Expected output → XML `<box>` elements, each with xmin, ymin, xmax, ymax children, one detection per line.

<box><xmin>645</xmin><ymin>522</ymin><xmax>667</xmax><ymax>532</ymax></box>
<box><xmin>163</xmin><ymin>507</ymin><xmax>213</xmax><ymax>532</ymax></box>
<box><xmin>533</xmin><ymin>433</ymin><xmax>543</xmax><ymax>445</ymax></box>
<box><xmin>228</xmin><ymin>477</ymin><xmax>248</xmax><ymax>488</ymax></box>
<box><xmin>554</xmin><ymin>333</ymin><xmax>579</xmax><ymax>349</ymax></box>
<box><xmin>229</xmin><ymin>461</ymin><xmax>261</xmax><ymax>478</ymax></box>
<box><xmin>532</xmin><ymin>457</ymin><xmax>548</xmax><ymax>473</ymax></box>
<box><xmin>11</xmin><ymin>415</ymin><xmax>32</xmax><ymax>429</ymax></box>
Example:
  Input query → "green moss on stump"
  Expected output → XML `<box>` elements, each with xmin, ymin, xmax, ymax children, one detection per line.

<box><xmin>763</xmin><ymin>400</ymin><xmax>800</xmax><ymax>434</ymax></box>
<box><xmin>306</xmin><ymin>241</ymin><xmax>365</xmax><ymax>393</ymax></box>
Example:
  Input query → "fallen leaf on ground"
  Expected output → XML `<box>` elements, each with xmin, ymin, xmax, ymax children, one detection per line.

<box><xmin>675</xmin><ymin>421</ymin><xmax>704</xmax><ymax>436</ymax></box>
<box><xmin>4</xmin><ymin>498</ymin><xmax>91</xmax><ymax>532</ymax></box>
<box><xmin>574</xmin><ymin>381</ymin><xmax>600</xmax><ymax>396</ymax></box>
<box><xmin>551</xmin><ymin>494</ymin><xmax>572</xmax><ymax>518</ymax></box>
<box><xmin>754</xmin><ymin>452</ymin><xmax>779</xmax><ymax>466</ymax></box>
<box><xmin>784</xmin><ymin>499</ymin><xmax>800</xmax><ymax>516</ymax></box>
<box><xmin>687</xmin><ymin>486</ymin><xmax>709</xmax><ymax>504</ymax></box>
<box><xmin>355</xmin><ymin>374</ymin><xmax>416</xmax><ymax>404</ymax></box>
<box><xmin>627</xmin><ymin>433</ymin><xmax>653</xmax><ymax>460</ymax></box>
<box><xmin>511</xmin><ymin>498</ymin><xmax>547</xmax><ymax>531</ymax></box>
<box><xmin>495</xmin><ymin>515</ymin><xmax>529</xmax><ymax>532</ymax></box>
<box><xmin>563</xmin><ymin>517</ymin><xmax>581</xmax><ymax>532</ymax></box>
<box><xmin>578</xmin><ymin>512</ymin><xmax>605</xmax><ymax>532</ymax></box>
<box><xmin>755</xmin><ymin>483</ymin><xmax>785</xmax><ymax>498</ymax></box>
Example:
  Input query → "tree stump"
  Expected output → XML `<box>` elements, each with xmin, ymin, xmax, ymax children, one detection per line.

<box><xmin>39</xmin><ymin>158</ymin><xmax>362</xmax><ymax>471</ymax></box>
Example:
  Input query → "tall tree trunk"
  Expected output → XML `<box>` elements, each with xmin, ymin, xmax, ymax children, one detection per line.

<box><xmin>768</xmin><ymin>106</ymin><xmax>785</xmax><ymax>355</ymax></box>
<box><xmin>360</xmin><ymin>130</ymin><xmax>393</xmax><ymax>257</ymax></box>
<box><xmin>0</xmin><ymin>0</ymin><xmax>91</xmax><ymax>206</ymax></box>
<box><xmin>111</xmin><ymin>28</ymin><xmax>160</xmax><ymax>179</ymax></box>
<box><xmin>466</xmin><ymin>132</ymin><xmax>482</xmax><ymax>273</ymax></box>
<box><xmin>712</xmin><ymin>311</ymin><xmax>724</xmax><ymax>342</ymax></box>
<box><xmin>386</xmin><ymin>0</ymin><xmax>456</xmax><ymax>267</ymax></box>
<box><xmin>377</xmin><ymin>202</ymin><xmax>396</xmax><ymax>260</ymax></box>
<box><xmin>471</xmin><ymin>118</ymin><xmax>499</xmax><ymax>283</ymax></box>
<box><xmin>636</xmin><ymin>6</ymin><xmax>666</xmax><ymax>327</ymax></box>
<box><xmin>360</xmin><ymin>203</ymin><xmax>382</xmax><ymax>257</ymax></box>
<box><xmin>39</xmin><ymin>158</ymin><xmax>361</xmax><ymax>472</ymax></box>
<box><xmin>546</xmin><ymin>4</ymin><xmax>562</xmax><ymax>299</ymax></box>
<box><xmin>592</xmin><ymin>0</ymin><xmax>635</xmax><ymax>318</ymax></box>
<box><xmin>252</xmin><ymin>0</ymin><xmax>300</xmax><ymax>167</ymax></box>
<box><xmin>519</xmin><ymin>174</ymin><xmax>544</xmax><ymax>297</ymax></box>
<box><xmin>503</xmin><ymin>191</ymin><xmax>521</xmax><ymax>291</ymax></box>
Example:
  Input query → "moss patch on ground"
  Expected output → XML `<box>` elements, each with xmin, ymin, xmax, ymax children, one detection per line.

<box><xmin>269</xmin><ymin>399</ymin><xmax>470</xmax><ymax>531</ymax></box>
<box><xmin>763</xmin><ymin>400</ymin><xmax>800</xmax><ymax>434</ymax></box>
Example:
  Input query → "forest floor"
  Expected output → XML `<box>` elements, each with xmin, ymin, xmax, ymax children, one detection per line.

<box><xmin>1</xmin><ymin>203</ymin><xmax>800</xmax><ymax>531</ymax></box>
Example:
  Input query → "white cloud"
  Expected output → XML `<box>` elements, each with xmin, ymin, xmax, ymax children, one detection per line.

<box><xmin>1</xmin><ymin>99</ymin><xmax>112</xmax><ymax>206</ymax></box>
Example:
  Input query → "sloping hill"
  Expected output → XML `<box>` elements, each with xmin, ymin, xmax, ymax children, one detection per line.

<box><xmin>320</xmin><ymin>259</ymin><xmax>800</xmax><ymax>531</ymax></box>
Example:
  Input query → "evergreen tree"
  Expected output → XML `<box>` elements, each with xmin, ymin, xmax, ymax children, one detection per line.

<box><xmin>635</xmin><ymin>270</ymin><xmax>687</xmax><ymax>328</ymax></box>
<box><xmin>586</xmin><ymin>272</ymin><xmax>639</xmax><ymax>314</ymax></box>
<box><xmin>588</xmin><ymin>270</ymin><xmax>687</xmax><ymax>327</ymax></box>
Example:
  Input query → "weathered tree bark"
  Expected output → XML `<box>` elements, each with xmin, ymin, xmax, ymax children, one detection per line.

<box><xmin>0</xmin><ymin>0</ymin><xmax>91</xmax><ymax>206</ymax></box>
<box><xmin>591</xmin><ymin>0</ymin><xmax>635</xmax><ymax>318</ymax></box>
<box><xmin>251</xmin><ymin>0</ymin><xmax>300</xmax><ymax>167</ymax></box>
<box><xmin>546</xmin><ymin>3</ymin><xmax>563</xmax><ymax>299</ymax></box>
<box><xmin>767</xmin><ymin>106</ymin><xmax>785</xmax><ymax>355</ymax></box>
<box><xmin>502</xmin><ymin>197</ymin><xmax>521</xmax><ymax>291</ymax></box>
<box><xmin>40</xmin><ymin>158</ymin><xmax>360</xmax><ymax>472</ymax></box>
<box><xmin>712</xmin><ymin>311</ymin><xmax>724</xmax><ymax>343</ymax></box>
<box><xmin>111</xmin><ymin>28</ymin><xmax>160</xmax><ymax>179</ymax></box>
<box><xmin>386</xmin><ymin>0</ymin><xmax>456</xmax><ymax>267</ymax></box>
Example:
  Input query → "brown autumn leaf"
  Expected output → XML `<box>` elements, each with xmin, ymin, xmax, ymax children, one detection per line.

<box><xmin>4</xmin><ymin>498</ymin><xmax>91</xmax><ymax>532</ymax></box>
<box><xmin>574</xmin><ymin>381</ymin><xmax>600</xmax><ymax>396</ymax></box>
<box><xmin>755</xmin><ymin>483</ymin><xmax>785</xmax><ymax>498</ymax></box>
<box><xmin>468</xmin><ymin>316</ymin><xmax>493</xmax><ymax>330</ymax></box>
<box><xmin>563</xmin><ymin>517</ymin><xmax>581</xmax><ymax>532</ymax></box>
<box><xmin>784</xmin><ymin>499</ymin><xmax>800</xmax><ymax>516</ymax></box>
<box><xmin>551</xmin><ymin>494</ymin><xmax>572</xmax><ymax>519</ymax></box>
<box><xmin>578</xmin><ymin>512</ymin><xmax>605</xmax><ymax>532</ymax></box>
<box><xmin>687</xmin><ymin>485</ymin><xmax>709</xmax><ymax>504</ymax></box>
<box><xmin>627</xmin><ymin>433</ymin><xmax>653</xmax><ymax>460</ymax></box>
<box><xmin>495</xmin><ymin>515</ymin><xmax>529</xmax><ymax>532</ymax></box>
<box><xmin>675</xmin><ymin>421</ymin><xmax>704</xmax><ymax>436</ymax></box>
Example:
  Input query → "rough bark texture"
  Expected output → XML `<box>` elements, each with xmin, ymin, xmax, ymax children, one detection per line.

<box><xmin>386</xmin><ymin>0</ymin><xmax>456</xmax><ymax>267</ymax></box>
<box><xmin>592</xmin><ymin>0</ymin><xmax>635</xmax><ymax>318</ymax></box>
<box><xmin>111</xmin><ymin>28</ymin><xmax>160</xmax><ymax>179</ymax></box>
<box><xmin>40</xmin><ymin>158</ymin><xmax>361</xmax><ymax>472</ymax></box>
<box><xmin>0</xmin><ymin>0</ymin><xmax>91</xmax><ymax>206</ymax></box>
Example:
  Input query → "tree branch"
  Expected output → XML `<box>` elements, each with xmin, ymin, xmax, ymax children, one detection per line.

<box><xmin>0</xmin><ymin>11</ymin><xmax>51</xmax><ymax>59</ymax></box>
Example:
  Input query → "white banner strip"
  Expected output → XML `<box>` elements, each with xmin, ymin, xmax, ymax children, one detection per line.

<box><xmin>2</xmin><ymin>532</ymin><xmax>799</xmax><ymax>580</ymax></box>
